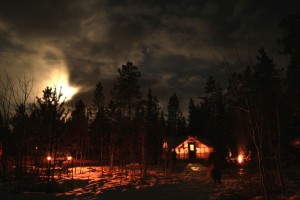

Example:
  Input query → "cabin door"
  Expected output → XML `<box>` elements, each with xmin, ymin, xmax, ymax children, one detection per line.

<box><xmin>188</xmin><ymin>142</ymin><xmax>196</xmax><ymax>160</ymax></box>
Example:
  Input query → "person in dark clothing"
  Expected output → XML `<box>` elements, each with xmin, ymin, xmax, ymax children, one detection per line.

<box><xmin>172</xmin><ymin>149</ymin><xmax>177</xmax><ymax>165</ymax></box>
<box><xmin>208</xmin><ymin>149</ymin><xmax>222</xmax><ymax>183</ymax></box>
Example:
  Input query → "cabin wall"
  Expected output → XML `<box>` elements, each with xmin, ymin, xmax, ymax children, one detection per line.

<box><xmin>175</xmin><ymin>139</ymin><xmax>213</xmax><ymax>159</ymax></box>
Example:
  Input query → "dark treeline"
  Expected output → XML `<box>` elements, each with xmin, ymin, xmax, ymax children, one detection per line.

<box><xmin>0</xmin><ymin>14</ymin><xmax>299</xmax><ymax>198</ymax></box>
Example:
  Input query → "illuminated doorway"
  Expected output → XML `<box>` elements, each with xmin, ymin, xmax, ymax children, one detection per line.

<box><xmin>188</xmin><ymin>142</ymin><xmax>196</xmax><ymax>160</ymax></box>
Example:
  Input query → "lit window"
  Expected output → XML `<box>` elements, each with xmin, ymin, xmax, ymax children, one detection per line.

<box><xmin>189</xmin><ymin>144</ymin><xmax>194</xmax><ymax>151</ymax></box>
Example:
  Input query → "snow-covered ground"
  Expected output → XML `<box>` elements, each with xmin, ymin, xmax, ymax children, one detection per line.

<box><xmin>0</xmin><ymin>162</ymin><xmax>299</xmax><ymax>200</ymax></box>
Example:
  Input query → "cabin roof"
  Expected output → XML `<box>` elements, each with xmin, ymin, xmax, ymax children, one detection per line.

<box><xmin>163</xmin><ymin>135</ymin><xmax>213</xmax><ymax>149</ymax></box>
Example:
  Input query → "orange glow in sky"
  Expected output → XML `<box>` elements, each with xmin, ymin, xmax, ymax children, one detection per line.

<box><xmin>41</xmin><ymin>66</ymin><xmax>79</xmax><ymax>102</ymax></box>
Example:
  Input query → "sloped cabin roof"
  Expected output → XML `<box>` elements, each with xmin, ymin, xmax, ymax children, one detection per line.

<box><xmin>163</xmin><ymin>135</ymin><xmax>213</xmax><ymax>149</ymax></box>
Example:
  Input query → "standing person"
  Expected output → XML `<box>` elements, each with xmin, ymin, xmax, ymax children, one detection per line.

<box><xmin>172</xmin><ymin>149</ymin><xmax>177</xmax><ymax>165</ymax></box>
<box><xmin>208</xmin><ymin>148</ymin><xmax>222</xmax><ymax>184</ymax></box>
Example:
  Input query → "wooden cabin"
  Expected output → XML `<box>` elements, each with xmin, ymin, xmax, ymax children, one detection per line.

<box><xmin>163</xmin><ymin>136</ymin><xmax>213</xmax><ymax>160</ymax></box>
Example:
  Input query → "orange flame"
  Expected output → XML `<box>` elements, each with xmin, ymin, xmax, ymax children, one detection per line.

<box><xmin>238</xmin><ymin>154</ymin><xmax>244</xmax><ymax>164</ymax></box>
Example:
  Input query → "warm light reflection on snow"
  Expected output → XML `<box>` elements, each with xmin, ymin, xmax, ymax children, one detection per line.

<box><xmin>58</xmin><ymin>165</ymin><xmax>162</xmax><ymax>197</ymax></box>
<box><xmin>34</xmin><ymin>163</ymin><xmax>299</xmax><ymax>200</ymax></box>
<box><xmin>191</xmin><ymin>166</ymin><xmax>200</xmax><ymax>171</ymax></box>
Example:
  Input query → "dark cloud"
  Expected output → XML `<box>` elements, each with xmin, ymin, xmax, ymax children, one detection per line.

<box><xmin>0</xmin><ymin>30</ymin><xmax>15</xmax><ymax>52</ymax></box>
<box><xmin>0</xmin><ymin>0</ymin><xmax>298</xmax><ymax>113</ymax></box>
<box><xmin>0</xmin><ymin>0</ymin><xmax>84</xmax><ymax>38</ymax></box>
<box><xmin>0</xmin><ymin>28</ymin><xmax>25</xmax><ymax>53</ymax></box>
<box><xmin>66</xmin><ymin>57</ymin><xmax>102</xmax><ymax>87</ymax></box>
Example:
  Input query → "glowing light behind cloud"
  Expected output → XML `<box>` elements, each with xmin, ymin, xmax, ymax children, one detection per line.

<box><xmin>37</xmin><ymin>65</ymin><xmax>79</xmax><ymax>102</ymax></box>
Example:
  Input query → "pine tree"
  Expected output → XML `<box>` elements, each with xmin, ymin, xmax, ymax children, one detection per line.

<box><xmin>145</xmin><ymin>88</ymin><xmax>161</xmax><ymax>163</ymax></box>
<box><xmin>93</xmin><ymin>81</ymin><xmax>105</xmax><ymax>112</ymax></box>
<box><xmin>278</xmin><ymin>13</ymin><xmax>300</xmax><ymax>160</ymax></box>
<box><xmin>11</xmin><ymin>104</ymin><xmax>29</xmax><ymax>181</ymax></box>
<box><xmin>146</xmin><ymin>88</ymin><xmax>160</xmax><ymax>123</ymax></box>
<box><xmin>278</xmin><ymin>14</ymin><xmax>300</xmax><ymax>114</ymax></box>
<box><xmin>70</xmin><ymin>99</ymin><xmax>89</xmax><ymax>172</ymax></box>
<box><xmin>199</xmin><ymin>76</ymin><xmax>225</xmax><ymax>145</ymax></box>
<box><xmin>167</xmin><ymin>93</ymin><xmax>181</xmax><ymax>136</ymax></box>
<box><xmin>110</xmin><ymin>62</ymin><xmax>143</xmax><ymax>172</ymax></box>
<box><xmin>33</xmin><ymin>86</ymin><xmax>68</xmax><ymax>190</ymax></box>
<box><xmin>90</xmin><ymin>81</ymin><xmax>108</xmax><ymax>167</ymax></box>
<box><xmin>188</xmin><ymin>98</ymin><xmax>200</xmax><ymax>135</ymax></box>
<box><xmin>111</xmin><ymin>62</ymin><xmax>142</xmax><ymax>119</ymax></box>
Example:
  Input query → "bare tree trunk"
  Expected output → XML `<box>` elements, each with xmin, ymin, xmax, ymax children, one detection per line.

<box><xmin>82</xmin><ymin>147</ymin><xmax>87</xmax><ymax>173</ymax></box>
<box><xmin>246</xmin><ymin>99</ymin><xmax>269</xmax><ymax>199</ymax></box>
<box><xmin>0</xmin><ymin>73</ymin><xmax>15</xmax><ymax>182</ymax></box>
<box><xmin>140</xmin><ymin>132</ymin><xmax>146</xmax><ymax>179</ymax></box>
<box><xmin>79</xmin><ymin>152</ymin><xmax>83</xmax><ymax>174</ymax></box>
<box><xmin>275</xmin><ymin>109</ymin><xmax>286</xmax><ymax>195</ymax></box>
<box><xmin>24</xmin><ymin>140</ymin><xmax>28</xmax><ymax>178</ymax></box>
<box><xmin>46</xmin><ymin>136</ymin><xmax>53</xmax><ymax>191</ymax></box>
<box><xmin>109</xmin><ymin>129</ymin><xmax>115</xmax><ymax>172</ymax></box>
<box><xmin>100</xmin><ymin>138</ymin><xmax>104</xmax><ymax>177</ymax></box>
<box><xmin>1</xmin><ymin>153</ymin><xmax>7</xmax><ymax>182</ymax></box>
<box><xmin>1</xmin><ymin>72</ymin><xmax>33</xmax><ymax>183</ymax></box>
<box><xmin>130</xmin><ymin>142</ymin><xmax>136</xmax><ymax>182</ymax></box>
<box><xmin>75</xmin><ymin>150</ymin><xmax>79</xmax><ymax>175</ymax></box>
<box><xmin>16</xmin><ymin>135</ymin><xmax>23</xmax><ymax>182</ymax></box>
<box><xmin>109</xmin><ymin>141</ymin><xmax>114</xmax><ymax>172</ymax></box>
<box><xmin>79</xmin><ymin>132</ymin><xmax>85</xmax><ymax>174</ymax></box>
<box><xmin>51</xmin><ymin>141</ymin><xmax>58</xmax><ymax>188</ymax></box>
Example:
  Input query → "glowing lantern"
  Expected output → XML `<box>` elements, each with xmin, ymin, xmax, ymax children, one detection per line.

<box><xmin>67</xmin><ymin>156</ymin><xmax>72</xmax><ymax>161</ymax></box>
<box><xmin>47</xmin><ymin>156</ymin><xmax>52</xmax><ymax>161</ymax></box>
<box><xmin>228</xmin><ymin>149</ymin><xmax>232</xmax><ymax>158</ymax></box>
<box><xmin>238</xmin><ymin>154</ymin><xmax>244</xmax><ymax>164</ymax></box>
<box><xmin>162</xmin><ymin>141</ymin><xmax>168</xmax><ymax>149</ymax></box>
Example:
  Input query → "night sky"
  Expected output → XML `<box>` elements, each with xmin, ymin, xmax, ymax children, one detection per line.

<box><xmin>0</xmin><ymin>0</ymin><xmax>299</xmax><ymax>112</ymax></box>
